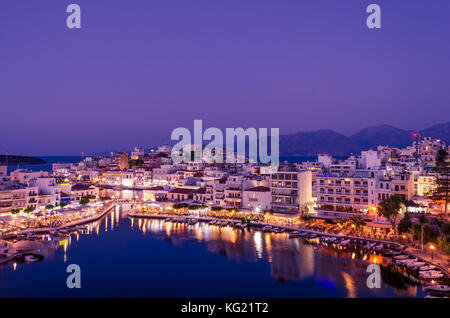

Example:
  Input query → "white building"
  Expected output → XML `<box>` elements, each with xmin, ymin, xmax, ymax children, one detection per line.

<box><xmin>242</xmin><ymin>186</ymin><xmax>271</xmax><ymax>212</ymax></box>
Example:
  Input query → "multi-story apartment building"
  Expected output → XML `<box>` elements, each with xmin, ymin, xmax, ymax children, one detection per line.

<box><xmin>29</xmin><ymin>177</ymin><xmax>61</xmax><ymax>208</ymax></box>
<box><xmin>193</xmin><ymin>186</ymin><xmax>213</xmax><ymax>203</ymax></box>
<box><xmin>114</xmin><ymin>151</ymin><xmax>129</xmax><ymax>171</ymax></box>
<box><xmin>10</xmin><ymin>169</ymin><xmax>49</xmax><ymax>184</ymax></box>
<box><xmin>224</xmin><ymin>175</ymin><xmax>244</xmax><ymax>207</ymax></box>
<box><xmin>270</xmin><ymin>165</ymin><xmax>312</xmax><ymax>214</ymax></box>
<box><xmin>413</xmin><ymin>175</ymin><xmax>436</xmax><ymax>196</ymax></box>
<box><xmin>0</xmin><ymin>179</ymin><xmax>38</xmax><ymax>214</ymax></box>
<box><xmin>409</xmin><ymin>137</ymin><xmax>446</xmax><ymax>167</ymax></box>
<box><xmin>314</xmin><ymin>172</ymin><xmax>371</xmax><ymax>219</ymax></box>
<box><xmin>131</xmin><ymin>147</ymin><xmax>145</xmax><ymax>160</ymax></box>
<box><xmin>71</xmin><ymin>183</ymin><xmax>99</xmax><ymax>202</ymax></box>
<box><xmin>102</xmin><ymin>171</ymin><xmax>122</xmax><ymax>186</ymax></box>
<box><xmin>314</xmin><ymin>167</ymin><xmax>415</xmax><ymax>219</ymax></box>
<box><xmin>242</xmin><ymin>186</ymin><xmax>271</xmax><ymax>212</ymax></box>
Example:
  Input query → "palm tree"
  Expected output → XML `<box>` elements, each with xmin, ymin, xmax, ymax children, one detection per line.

<box><xmin>350</xmin><ymin>216</ymin><xmax>366</xmax><ymax>236</ymax></box>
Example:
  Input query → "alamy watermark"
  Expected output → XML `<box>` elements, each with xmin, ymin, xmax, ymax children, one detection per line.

<box><xmin>65</xmin><ymin>4</ymin><xmax>381</xmax><ymax>30</ymax></box>
<box><xmin>170</xmin><ymin>120</ymin><xmax>279</xmax><ymax>168</ymax></box>
<box><xmin>366</xmin><ymin>264</ymin><xmax>381</xmax><ymax>289</ymax></box>
<box><xmin>66</xmin><ymin>264</ymin><xmax>81</xmax><ymax>288</ymax></box>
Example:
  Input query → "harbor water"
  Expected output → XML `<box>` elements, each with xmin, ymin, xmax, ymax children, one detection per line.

<box><xmin>0</xmin><ymin>195</ymin><xmax>427</xmax><ymax>297</ymax></box>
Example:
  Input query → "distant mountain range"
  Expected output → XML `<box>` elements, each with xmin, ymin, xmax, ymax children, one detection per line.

<box><xmin>279</xmin><ymin>122</ymin><xmax>450</xmax><ymax>156</ymax></box>
<box><xmin>87</xmin><ymin>122</ymin><xmax>450</xmax><ymax>158</ymax></box>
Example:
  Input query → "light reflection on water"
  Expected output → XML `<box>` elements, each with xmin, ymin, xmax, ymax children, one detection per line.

<box><xmin>133</xmin><ymin>217</ymin><xmax>424</xmax><ymax>297</ymax></box>
<box><xmin>0</xmin><ymin>198</ymin><xmax>426</xmax><ymax>298</ymax></box>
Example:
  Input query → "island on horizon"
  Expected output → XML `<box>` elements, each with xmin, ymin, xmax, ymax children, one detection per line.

<box><xmin>0</xmin><ymin>155</ymin><xmax>46</xmax><ymax>166</ymax></box>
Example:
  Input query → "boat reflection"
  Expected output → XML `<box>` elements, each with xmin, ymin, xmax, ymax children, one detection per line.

<box><xmin>131</xmin><ymin>218</ymin><xmax>422</xmax><ymax>297</ymax></box>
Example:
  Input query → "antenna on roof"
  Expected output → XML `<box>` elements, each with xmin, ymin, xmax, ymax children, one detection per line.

<box><xmin>412</xmin><ymin>132</ymin><xmax>420</xmax><ymax>165</ymax></box>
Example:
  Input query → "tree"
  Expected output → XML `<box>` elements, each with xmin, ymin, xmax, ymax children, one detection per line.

<box><xmin>412</xmin><ymin>223</ymin><xmax>436</xmax><ymax>244</ymax></box>
<box><xmin>377</xmin><ymin>195</ymin><xmax>404</xmax><ymax>238</ymax></box>
<box><xmin>397</xmin><ymin>213</ymin><xmax>412</xmax><ymax>234</ymax></box>
<box><xmin>79</xmin><ymin>197</ymin><xmax>90</xmax><ymax>205</ymax></box>
<box><xmin>128</xmin><ymin>159</ymin><xmax>144</xmax><ymax>167</ymax></box>
<box><xmin>432</xmin><ymin>149</ymin><xmax>450</xmax><ymax>217</ymax></box>
<box><xmin>441</xmin><ymin>222</ymin><xmax>450</xmax><ymax>236</ymax></box>
<box><xmin>210</xmin><ymin>206</ymin><xmax>223</xmax><ymax>212</ymax></box>
<box><xmin>156</xmin><ymin>152</ymin><xmax>169</xmax><ymax>158</ymax></box>
<box><xmin>173</xmin><ymin>203</ymin><xmax>189</xmax><ymax>210</ymax></box>
<box><xmin>11</xmin><ymin>208</ymin><xmax>21</xmax><ymax>214</ymax></box>
<box><xmin>45</xmin><ymin>204</ymin><xmax>54</xmax><ymax>210</ymax></box>
<box><xmin>350</xmin><ymin>216</ymin><xmax>366</xmax><ymax>236</ymax></box>
<box><xmin>23</xmin><ymin>207</ymin><xmax>34</xmax><ymax>213</ymax></box>
<box><xmin>60</xmin><ymin>202</ymin><xmax>68</xmax><ymax>208</ymax></box>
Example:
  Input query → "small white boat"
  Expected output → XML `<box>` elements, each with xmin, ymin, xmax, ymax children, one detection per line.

<box><xmin>406</xmin><ymin>261</ymin><xmax>425</xmax><ymax>269</ymax></box>
<box><xmin>396</xmin><ymin>258</ymin><xmax>417</xmax><ymax>265</ymax></box>
<box><xmin>165</xmin><ymin>217</ymin><xmax>172</xmax><ymax>222</ymax></box>
<box><xmin>188</xmin><ymin>219</ymin><xmax>198</xmax><ymax>225</ymax></box>
<box><xmin>426</xmin><ymin>285</ymin><xmax>450</xmax><ymax>293</ymax></box>
<box><xmin>373</xmin><ymin>244</ymin><xmax>384</xmax><ymax>251</ymax></box>
<box><xmin>420</xmin><ymin>270</ymin><xmax>444</xmax><ymax>279</ymax></box>
<box><xmin>340</xmin><ymin>239</ymin><xmax>351</xmax><ymax>246</ymax></box>
<box><xmin>419</xmin><ymin>265</ymin><xmax>436</xmax><ymax>271</ymax></box>
<box><xmin>394</xmin><ymin>254</ymin><xmax>409</xmax><ymax>260</ymax></box>
<box><xmin>365</xmin><ymin>243</ymin><xmax>376</xmax><ymax>250</ymax></box>
<box><xmin>24</xmin><ymin>255</ymin><xmax>39</xmax><ymax>263</ymax></box>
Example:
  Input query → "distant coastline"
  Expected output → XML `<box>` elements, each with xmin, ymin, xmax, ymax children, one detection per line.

<box><xmin>0</xmin><ymin>155</ymin><xmax>46</xmax><ymax>166</ymax></box>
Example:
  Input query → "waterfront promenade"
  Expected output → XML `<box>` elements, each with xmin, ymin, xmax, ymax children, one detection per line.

<box><xmin>18</xmin><ymin>201</ymin><xmax>117</xmax><ymax>235</ymax></box>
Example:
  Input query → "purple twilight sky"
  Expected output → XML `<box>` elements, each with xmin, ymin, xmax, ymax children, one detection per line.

<box><xmin>1</xmin><ymin>0</ymin><xmax>450</xmax><ymax>155</ymax></box>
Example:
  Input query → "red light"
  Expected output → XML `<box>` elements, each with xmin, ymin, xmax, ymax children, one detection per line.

<box><xmin>412</xmin><ymin>132</ymin><xmax>418</xmax><ymax>138</ymax></box>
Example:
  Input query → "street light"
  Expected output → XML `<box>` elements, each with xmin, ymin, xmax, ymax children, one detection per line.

<box><xmin>430</xmin><ymin>244</ymin><xmax>435</xmax><ymax>260</ymax></box>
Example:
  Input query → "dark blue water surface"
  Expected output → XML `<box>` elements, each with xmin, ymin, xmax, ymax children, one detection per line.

<box><xmin>0</xmin><ymin>204</ymin><xmax>425</xmax><ymax>298</ymax></box>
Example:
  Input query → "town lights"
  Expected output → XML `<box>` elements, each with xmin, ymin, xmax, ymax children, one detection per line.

<box><xmin>430</xmin><ymin>244</ymin><xmax>435</xmax><ymax>260</ymax></box>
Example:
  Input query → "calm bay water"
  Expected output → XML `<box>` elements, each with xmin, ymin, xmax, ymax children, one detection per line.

<box><xmin>1</xmin><ymin>159</ymin><xmax>426</xmax><ymax>298</ymax></box>
<box><xmin>0</xmin><ymin>201</ymin><xmax>425</xmax><ymax>298</ymax></box>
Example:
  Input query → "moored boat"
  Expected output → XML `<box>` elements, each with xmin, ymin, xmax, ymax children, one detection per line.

<box><xmin>419</xmin><ymin>265</ymin><xmax>436</xmax><ymax>271</ymax></box>
<box><xmin>188</xmin><ymin>219</ymin><xmax>198</xmax><ymax>225</ymax></box>
<box><xmin>419</xmin><ymin>270</ymin><xmax>444</xmax><ymax>279</ymax></box>
<box><xmin>24</xmin><ymin>255</ymin><xmax>40</xmax><ymax>263</ymax></box>
<box><xmin>406</xmin><ymin>261</ymin><xmax>425</xmax><ymax>269</ymax></box>
<box><xmin>340</xmin><ymin>239</ymin><xmax>351</xmax><ymax>246</ymax></box>
<box><xmin>426</xmin><ymin>285</ymin><xmax>450</xmax><ymax>293</ymax></box>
